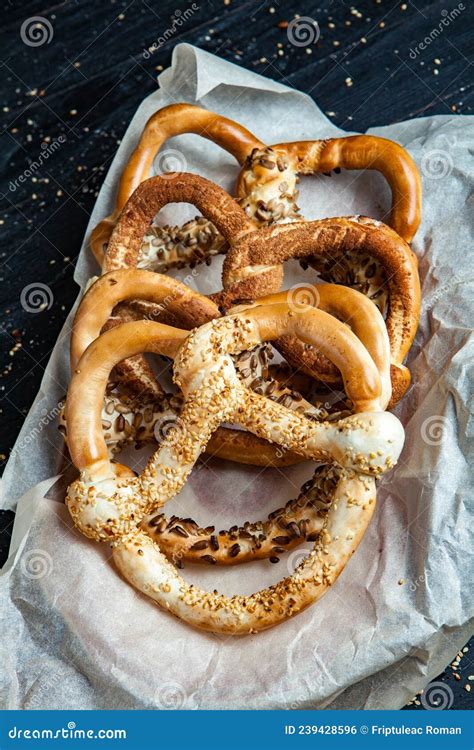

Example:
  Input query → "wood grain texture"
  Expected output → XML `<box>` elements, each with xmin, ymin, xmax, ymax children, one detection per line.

<box><xmin>0</xmin><ymin>0</ymin><xmax>472</xmax><ymax>707</ymax></box>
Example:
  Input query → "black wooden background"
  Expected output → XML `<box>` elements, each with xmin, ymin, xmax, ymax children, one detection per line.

<box><xmin>1</xmin><ymin>0</ymin><xmax>472</xmax><ymax>709</ymax></box>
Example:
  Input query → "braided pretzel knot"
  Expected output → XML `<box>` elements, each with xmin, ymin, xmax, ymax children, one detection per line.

<box><xmin>91</xmin><ymin>103</ymin><xmax>421</xmax><ymax>267</ymax></box>
<box><xmin>64</xmin><ymin>268</ymin><xmax>390</xmax><ymax>565</ymax></box>
<box><xmin>66</xmin><ymin>306</ymin><xmax>404</xmax><ymax>633</ymax></box>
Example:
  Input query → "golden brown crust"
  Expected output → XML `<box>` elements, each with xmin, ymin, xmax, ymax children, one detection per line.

<box><xmin>268</xmin><ymin>135</ymin><xmax>421</xmax><ymax>242</ymax></box>
<box><xmin>102</xmin><ymin>176</ymin><xmax>296</xmax><ymax>467</ymax></box>
<box><xmin>223</xmin><ymin>215</ymin><xmax>421</xmax><ymax>403</ymax></box>
<box><xmin>101</xmin><ymin>176</ymin><xmax>419</xmax><ymax>410</ymax></box>
<box><xmin>91</xmin><ymin>104</ymin><xmax>421</xmax><ymax>265</ymax></box>
<box><xmin>70</xmin><ymin>270</ymin><xmax>299</xmax><ymax>468</ymax></box>
<box><xmin>66</xmin><ymin>308</ymin><xmax>386</xmax><ymax>479</ymax></box>
<box><xmin>90</xmin><ymin>103</ymin><xmax>263</xmax><ymax>264</ymax></box>
<box><xmin>95</xmin><ymin>117</ymin><xmax>421</xmax><ymax>415</ymax></box>
<box><xmin>104</xmin><ymin>173</ymin><xmax>254</xmax><ymax>273</ymax></box>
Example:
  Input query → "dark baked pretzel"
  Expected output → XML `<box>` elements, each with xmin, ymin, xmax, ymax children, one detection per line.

<box><xmin>66</xmin><ymin>306</ymin><xmax>405</xmax><ymax>634</ymax></box>
<box><xmin>90</xmin><ymin>103</ymin><xmax>421</xmax><ymax>267</ymax></box>
<box><xmin>89</xmin><ymin>104</ymin><xmax>264</xmax><ymax>265</ymax></box>
<box><xmin>223</xmin><ymin>216</ymin><xmax>420</xmax><ymax>405</ymax></box>
<box><xmin>106</xmin><ymin>174</ymin><xmax>420</xmax><ymax>405</ymax></box>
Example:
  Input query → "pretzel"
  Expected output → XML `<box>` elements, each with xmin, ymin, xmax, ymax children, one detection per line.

<box><xmin>65</xmin><ymin>269</ymin><xmax>388</xmax><ymax>564</ymax></box>
<box><xmin>66</xmin><ymin>268</ymin><xmax>321</xmax><ymax>466</ymax></box>
<box><xmin>90</xmin><ymin>103</ymin><xmax>421</xmax><ymax>267</ymax></box>
<box><xmin>94</xmin><ymin>104</ymin><xmax>420</xmax><ymax>416</ymax></box>
<box><xmin>106</xmin><ymin>174</ymin><xmax>420</xmax><ymax>405</ymax></box>
<box><xmin>66</xmin><ymin>305</ymin><xmax>404</xmax><ymax>633</ymax></box>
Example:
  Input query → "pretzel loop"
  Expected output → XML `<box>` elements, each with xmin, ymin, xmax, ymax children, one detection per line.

<box><xmin>90</xmin><ymin>104</ymin><xmax>263</xmax><ymax>263</ymax></box>
<box><xmin>103</xmin><ymin>172</ymin><xmax>254</xmax><ymax>273</ymax></box>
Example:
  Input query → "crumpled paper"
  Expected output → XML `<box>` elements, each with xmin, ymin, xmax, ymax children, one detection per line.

<box><xmin>1</xmin><ymin>43</ymin><xmax>473</xmax><ymax>710</ymax></box>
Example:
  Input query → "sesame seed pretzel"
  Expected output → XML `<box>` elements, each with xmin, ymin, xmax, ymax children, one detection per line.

<box><xmin>91</xmin><ymin>103</ymin><xmax>421</xmax><ymax>268</ymax></box>
<box><xmin>63</xmin><ymin>268</ymin><xmax>390</xmax><ymax>566</ymax></box>
<box><xmin>66</xmin><ymin>305</ymin><xmax>404</xmax><ymax>634</ymax></box>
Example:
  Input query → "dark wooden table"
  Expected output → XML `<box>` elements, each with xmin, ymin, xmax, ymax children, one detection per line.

<box><xmin>1</xmin><ymin>0</ymin><xmax>472</xmax><ymax>709</ymax></box>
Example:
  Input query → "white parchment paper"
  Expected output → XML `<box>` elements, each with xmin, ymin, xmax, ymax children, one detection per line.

<box><xmin>1</xmin><ymin>44</ymin><xmax>473</xmax><ymax>710</ymax></box>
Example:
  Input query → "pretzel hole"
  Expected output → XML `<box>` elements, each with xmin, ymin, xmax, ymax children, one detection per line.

<box><xmin>151</xmin><ymin>134</ymin><xmax>239</xmax><ymax>188</ymax></box>
<box><xmin>117</xmin><ymin>434</ymin><xmax>328</xmax><ymax>591</ymax></box>
<box><xmin>296</xmin><ymin>170</ymin><xmax>390</xmax><ymax>226</ymax></box>
<box><xmin>137</xmin><ymin>201</ymin><xmax>227</xmax><ymax>288</ymax></box>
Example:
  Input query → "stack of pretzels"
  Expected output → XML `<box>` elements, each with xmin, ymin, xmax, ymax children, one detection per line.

<box><xmin>62</xmin><ymin>104</ymin><xmax>421</xmax><ymax>635</ymax></box>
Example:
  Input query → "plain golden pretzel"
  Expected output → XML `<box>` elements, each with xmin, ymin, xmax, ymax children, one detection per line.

<box><xmin>66</xmin><ymin>305</ymin><xmax>404</xmax><ymax>633</ymax></box>
<box><xmin>89</xmin><ymin>104</ymin><xmax>264</xmax><ymax>264</ymax></box>
<box><xmin>91</xmin><ymin>103</ymin><xmax>421</xmax><ymax>265</ymax></box>
<box><xmin>236</xmin><ymin>134</ymin><xmax>421</xmax><ymax>241</ymax></box>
